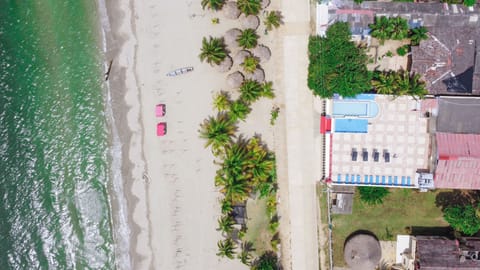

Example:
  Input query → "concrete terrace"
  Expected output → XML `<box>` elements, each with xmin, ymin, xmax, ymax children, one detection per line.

<box><xmin>329</xmin><ymin>95</ymin><xmax>431</xmax><ymax>188</ymax></box>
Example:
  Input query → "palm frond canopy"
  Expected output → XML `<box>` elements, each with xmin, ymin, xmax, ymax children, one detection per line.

<box><xmin>252</xmin><ymin>44</ymin><xmax>271</xmax><ymax>62</ymax></box>
<box><xmin>261</xmin><ymin>0</ymin><xmax>270</xmax><ymax>9</ymax></box>
<box><xmin>223</xmin><ymin>1</ymin><xmax>241</xmax><ymax>19</ymax></box>
<box><xmin>237</xmin><ymin>0</ymin><xmax>262</xmax><ymax>15</ymax></box>
<box><xmin>224</xmin><ymin>28</ymin><xmax>242</xmax><ymax>49</ymax></box>
<box><xmin>199</xmin><ymin>36</ymin><xmax>227</xmax><ymax>65</ymax></box>
<box><xmin>240</xmin><ymin>14</ymin><xmax>260</xmax><ymax>30</ymax></box>
<box><xmin>234</xmin><ymin>50</ymin><xmax>252</xmax><ymax>64</ymax></box>
<box><xmin>245</xmin><ymin>68</ymin><xmax>265</xmax><ymax>83</ymax></box>
<box><xmin>227</xmin><ymin>71</ymin><xmax>245</xmax><ymax>88</ymax></box>
<box><xmin>201</xmin><ymin>0</ymin><xmax>226</xmax><ymax>11</ymax></box>
<box><xmin>237</xmin><ymin>28</ymin><xmax>259</xmax><ymax>49</ymax></box>
<box><xmin>215</xmin><ymin>55</ymin><xmax>233</xmax><ymax>73</ymax></box>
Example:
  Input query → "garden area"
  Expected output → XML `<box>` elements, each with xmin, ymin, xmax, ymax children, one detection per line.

<box><xmin>198</xmin><ymin>0</ymin><xmax>283</xmax><ymax>268</ymax></box>
<box><xmin>330</xmin><ymin>188</ymin><xmax>448</xmax><ymax>266</ymax></box>
<box><xmin>307</xmin><ymin>17</ymin><xmax>429</xmax><ymax>99</ymax></box>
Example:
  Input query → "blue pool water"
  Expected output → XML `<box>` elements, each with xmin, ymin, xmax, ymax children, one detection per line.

<box><xmin>333</xmin><ymin>102</ymin><xmax>368</xmax><ymax>116</ymax></box>
<box><xmin>334</xmin><ymin>119</ymin><xmax>368</xmax><ymax>133</ymax></box>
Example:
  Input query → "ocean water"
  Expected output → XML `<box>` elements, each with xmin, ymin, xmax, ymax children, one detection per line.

<box><xmin>0</xmin><ymin>1</ymin><xmax>116</xmax><ymax>269</ymax></box>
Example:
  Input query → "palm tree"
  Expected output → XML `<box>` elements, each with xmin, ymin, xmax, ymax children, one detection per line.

<box><xmin>237</xmin><ymin>0</ymin><xmax>262</xmax><ymax>15</ymax></box>
<box><xmin>220</xmin><ymin>138</ymin><xmax>250</xmax><ymax>179</ymax></box>
<box><xmin>261</xmin><ymin>81</ymin><xmax>275</xmax><ymax>98</ymax></box>
<box><xmin>199</xmin><ymin>36</ymin><xmax>227</xmax><ymax>65</ymax></box>
<box><xmin>217</xmin><ymin>215</ymin><xmax>235</xmax><ymax>235</ymax></box>
<box><xmin>241</xmin><ymin>56</ymin><xmax>259</xmax><ymax>74</ymax></box>
<box><xmin>217</xmin><ymin>238</ymin><xmax>237</xmax><ymax>259</ymax></box>
<box><xmin>369</xmin><ymin>16</ymin><xmax>390</xmax><ymax>42</ymax></box>
<box><xmin>220</xmin><ymin>198</ymin><xmax>234</xmax><ymax>214</ymax></box>
<box><xmin>229</xmin><ymin>99</ymin><xmax>251</xmax><ymax>121</ymax></box>
<box><xmin>264</xmin><ymin>11</ymin><xmax>282</xmax><ymax>31</ymax></box>
<box><xmin>213</xmin><ymin>91</ymin><xmax>231</xmax><ymax>111</ymax></box>
<box><xmin>409</xmin><ymin>26</ymin><xmax>428</xmax><ymax>46</ymax></box>
<box><xmin>237</xmin><ymin>241</ymin><xmax>255</xmax><ymax>265</ymax></box>
<box><xmin>372</xmin><ymin>71</ymin><xmax>395</xmax><ymax>95</ymax></box>
<box><xmin>199</xmin><ymin>113</ymin><xmax>237</xmax><ymax>153</ymax></box>
<box><xmin>237</xmin><ymin>29</ymin><xmax>259</xmax><ymax>49</ymax></box>
<box><xmin>390</xmin><ymin>17</ymin><xmax>409</xmax><ymax>40</ymax></box>
<box><xmin>393</xmin><ymin>70</ymin><xmax>411</xmax><ymax>97</ymax></box>
<box><xmin>223</xmin><ymin>177</ymin><xmax>250</xmax><ymax>203</ymax></box>
<box><xmin>408</xmin><ymin>73</ymin><xmax>428</xmax><ymax>99</ymax></box>
<box><xmin>201</xmin><ymin>0</ymin><xmax>226</xmax><ymax>11</ymax></box>
<box><xmin>239</xmin><ymin>79</ymin><xmax>263</xmax><ymax>103</ymax></box>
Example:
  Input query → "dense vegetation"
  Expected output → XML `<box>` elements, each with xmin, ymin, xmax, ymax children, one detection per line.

<box><xmin>307</xmin><ymin>22</ymin><xmax>371</xmax><ymax>98</ymax></box>
<box><xmin>443</xmin><ymin>204</ymin><xmax>480</xmax><ymax>236</ymax></box>
<box><xmin>371</xmin><ymin>70</ymin><xmax>428</xmax><ymax>99</ymax></box>
<box><xmin>369</xmin><ymin>16</ymin><xmax>409</xmax><ymax>42</ymax></box>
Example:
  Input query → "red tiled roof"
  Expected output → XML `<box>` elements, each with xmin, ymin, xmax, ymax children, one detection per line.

<box><xmin>435</xmin><ymin>133</ymin><xmax>480</xmax><ymax>189</ymax></box>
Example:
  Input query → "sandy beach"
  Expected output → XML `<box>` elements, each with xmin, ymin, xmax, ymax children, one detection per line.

<box><xmin>103</xmin><ymin>0</ymin><xmax>321</xmax><ymax>268</ymax></box>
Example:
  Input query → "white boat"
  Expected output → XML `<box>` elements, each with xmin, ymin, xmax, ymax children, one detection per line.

<box><xmin>166</xmin><ymin>66</ymin><xmax>194</xmax><ymax>77</ymax></box>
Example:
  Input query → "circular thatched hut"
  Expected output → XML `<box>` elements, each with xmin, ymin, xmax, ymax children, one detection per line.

<box><xmin>224</xmin><ymin>28</ymin><xmax>242</xmax><ymax>50</ymax></box>
<box><xmin>215</xmin><ymin>56</ymin><xmax>233</xmax><ymax>73</ymax></box>
<box><xmin>344</xmin><ymin>233</ymin><xmax>382</xmax><ymax>270</ymax></box>
<box><xmin>227</xmin><ymin>71</ymin><xmax>245</xmax><ymax>88</ymax></box>
<box><xmin>261</xmin><ymin>0</ymin><xmax>271</xmax><ymax>9</ymax></box>
<box><xmin>240</xmin><ymin>15</ymin><xmax>260</xmax><ymax>30</ymax></box>
<box><xmin>234</xmin><ymin>50</ymin><xmax>251</xmax><ymax>65</ymax></box>
<box><xmin>224</xmin><ymin>1</ymin><xmax>241</xmax><ymax>19</ymax></box>
<box><xmin>252</xmin><ymin>44</ymin><xmax>271</xmax><ymax>62</ymax></box>
<box><xmin>245</xmin><ymin>68</ymin><xmax>265</xmax><ymax>83</ymax></box>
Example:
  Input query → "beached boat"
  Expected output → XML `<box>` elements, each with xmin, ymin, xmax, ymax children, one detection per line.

<box><xmin>166</xmin><ymin>66</ymin><xmax>194</xmax><ymax>77</ymax></box>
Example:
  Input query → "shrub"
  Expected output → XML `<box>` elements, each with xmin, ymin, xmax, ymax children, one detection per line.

<box><xmin>396</xmin><ymin>46</ymin><xmax>408</xmax><ymax>56</ymax></box>
<box><xmin>358</xmin><ymin>186</ymin><xmax>390</xmax><ymax>205</ymax></box>
<box><xmin>443</xmin><ymin>204</ymin><xmax>480</xmax><ymax>236</ymax></box>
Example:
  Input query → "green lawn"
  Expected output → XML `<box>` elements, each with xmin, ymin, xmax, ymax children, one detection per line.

<box><xmin>331</xmin><ymin>188</ymin><xmax>448</xmax><ymax>266</ymax></box>
<box><xmin>245</xmin><ymin>197</ymin><xmax>273</xmax><ymax>256</ymax></box>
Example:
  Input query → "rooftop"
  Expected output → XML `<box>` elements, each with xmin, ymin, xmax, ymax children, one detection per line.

<box><xmin>434</xmin><ymin>132</ymin><xmax>480</xmax><ymax>190</ymax></box>
<box><xmin>436</xmin><ymin>97</ymin><xmax>480</xmax><ymax>133</ymax></box>
<box><xmin>415</xmin><ymin>236</ymin><xmax>480</xmax><ymax>270</ymax></box>
<box><xmin>327</xmin><ymin>1</ymin><xmax>480</xmax><ymax>95</ymax></box>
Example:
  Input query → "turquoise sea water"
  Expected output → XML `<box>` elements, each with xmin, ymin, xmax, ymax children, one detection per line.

<box><xmin>0</xmin><ymin>1</ymin><xmax>115</xmax><ymax>268</ymax></box>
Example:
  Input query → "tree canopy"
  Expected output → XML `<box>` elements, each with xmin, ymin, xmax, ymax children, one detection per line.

<box><xmin>369</xmin><ymin>16</ymin><xmax>409</xmax><ymax>42</ymax></box>
<box><xmin>307</xmin><ymin>22</ymin><xmax>371</xmax><ymax>98</ymax></box>
<box><xmin>251</xmin><ymin>251</ymin><xmax>279</xmax><ymax>270</ymax></box>
<box><xmin>443</xmin><ymin>204</ymin><xmax>480</xmax><ymax>236</ymax></box>
<box><xmin>358</xmin><ymin>186</ymin><xmax>390</xmax><ymax>205</ymax></box>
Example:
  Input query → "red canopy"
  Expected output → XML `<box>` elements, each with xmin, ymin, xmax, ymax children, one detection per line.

<box><xmin>320</xmin><ymin>116</ymin><xmax>331</xmax><ymax>134</ymax></box>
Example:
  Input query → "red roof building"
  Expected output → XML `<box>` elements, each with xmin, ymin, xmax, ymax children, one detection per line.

<box><xmin>435</xmin><ymin>133</ymin><xmax>480</xmax><ymax>189</ymax></box>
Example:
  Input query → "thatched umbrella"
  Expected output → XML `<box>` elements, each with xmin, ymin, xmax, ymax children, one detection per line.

<box><xmin>227</xmin><ymin>71</ymin><xmax>245</xmax><ymax>88</ymax></box>
<box><xmin>215</xmin><ymin>56</ymin><xmax>233</xmax><ymax>73</ymax></box>
<box><xmin>224</xmin><ymin>28</ymin><xmax>242</xmax><ymax>50</ymax></box>
<box><xmin>240</xmin><ymin>15</ymin><xmax>260</xmax><ymax>30</ymax></box>
<box><xmin>245</xmin><ymin>68</ymin><xmax>265</xmax><ymax>83</ymax></box>
<box><xmin>344</xmin><ymin>234</ymin><xmax>382</xmax><ymax>270</ymax></box>
<box><xmin>252</xmin><ymin>44</ymin><xmax>271</xmax><ymax>62</ymax></box>
<box><xmin>224</xmin><ymin>1</ymin><xmax>241</xmax><ymax>19</ymax></box>
<box><xmin>234</xmin><ymin>50</ymin><xmax>251</xmax><ymax>65</ymax></box>
<box><xmin>261</xmin><ymin>0</ymin><xmax>271</xmax><ymax>9</ymax></box>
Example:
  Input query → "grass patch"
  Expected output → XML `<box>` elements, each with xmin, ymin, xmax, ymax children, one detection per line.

<box><xmin>317</xmin><ymin>184</ymin><xmax>331</xmax><ymax>268</ymax></box>
<box><xmin>331</xmin><ymin>189</ymin><xmax>448</xmax><ymax>267</ymax></box>
<box><xmin>245</xmin><ymin>197</ymin><xmax>273</xmax><ymax>256</ymax></box>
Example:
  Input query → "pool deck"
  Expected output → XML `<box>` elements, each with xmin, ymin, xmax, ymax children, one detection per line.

<box><xmin>328</xmin><ymin>95</ymin><xmax>431</xmax><ymax>187</ymax></box>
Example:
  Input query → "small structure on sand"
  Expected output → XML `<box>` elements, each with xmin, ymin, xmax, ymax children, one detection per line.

<box><xmin>215</xmin><ymin>56</ymin><xmax>233</xmax><ymax>73</ymax></box>
<box><xmin>225</xmin><ymin>28</ymin><xmax>242</xmax><ymax>50</ymax></box>
<box><xmin>227</xmin><ymin>71</ymin><xmax>245</xmax><ymax>88</ymax></box>
<box><xmin>240</xmin><ymin>15</ymin><xmax>260</xmax><ymax>30</ymax></box>
<box><xmin>224</xmin><ymin>1</ymin><xmax>241</xmax><ymax>19</ymax></box>
<box><xmin>344</xmin><ymin>232</ymin><xmax>382</xmax><ymax>270</ymax></box>
<box><xmin>252</xmin><ymin>44</ymin><xmax>271</xmax><ymax>62</ymax></box>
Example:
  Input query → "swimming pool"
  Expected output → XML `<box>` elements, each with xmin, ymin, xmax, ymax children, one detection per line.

<box><xmin>334</xmin><ymin>119</ymin><xmax>368</xmax><ymax>133</ymax></box>
<box><xmin>333</xmin><ymin>100</ymin><xmax>379</xmax><ymax>118</ymax></box>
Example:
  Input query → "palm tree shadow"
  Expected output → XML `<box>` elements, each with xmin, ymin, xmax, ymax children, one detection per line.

<box><xmin>435</xmin><ymin>190</ymin><xmax>480</xmax><ymax>211</ymax></box>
